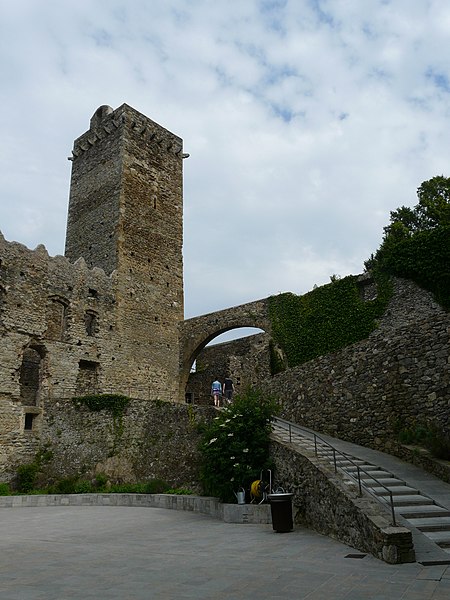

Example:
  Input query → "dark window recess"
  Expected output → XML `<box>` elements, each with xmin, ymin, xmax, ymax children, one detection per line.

<box><xmin>185</xmin><ymin>392</ymin><xmax>193</xmax><ymax>404</ymax></box>
<box><xmin>24</xmin><ymin>413</ymin><xmax>35</xmax><ymax>430</ymax></box>
<box><xmin>76</xmin><ymin>360</ymin><xmax>99</xmax><ymax>395</ymax></box>
<box><xmin>88</xmin><ymin>288</ymin><xmax>98</xmax><ymax>298</ymax></box>
<box><xmin>85</xmin><ymin>311</ymin><xmax>98</xmax><ymax>336</ymax></box>
<box><xmin>20</xmin><ymin>347</ymin><xmax>43</xmax><ymax>405</ymax></box>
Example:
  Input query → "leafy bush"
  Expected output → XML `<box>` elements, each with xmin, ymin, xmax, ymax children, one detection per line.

<box><xmin>198</xmin><ymin>388</ymin><xmax>278</xmax><ymax>503</ymax></box>
<box><xmin>108</xmin><ymin>480</ymin><xmax>170</xmax><ymax>494</ymax></box>
<box><xmin>73</xmin><ymin>480</ymin><xmax>93</xmax><ymax>493</ymax></box>
<box><xmin>48</xmin><ymin>476</ymin><xmax>80</xmax><ymax>495</ymax></box>
<box><xmin>397</xmin><ymin>423</ymin><xmax>450</xmax><ymax>461</ymax></box>
<box><xmin>366</xmin><ymin>176</ymin><xmax>450</xmax><ymax>310</ymax></box>
<box><xmin>0</xmin><ymin>483</ymin><xmax>11</xmax><ymax>496</ymax></box>
<box><xmin>16</xmin><ymin>463</ymin><xmax>39</xmax><ymax>493</ymax></box>
<box><xmin>143</xmin><ymin>479</ymin><xmax>170</xmax><ymax>494</ymax></box>
<box><xmin>165</xmin><ymin>488</ymin><xmax>195</xmax><ymax>495</ymax></box>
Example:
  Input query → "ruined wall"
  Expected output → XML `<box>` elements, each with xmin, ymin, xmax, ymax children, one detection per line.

<box><xmin>0</xmin><ymin>104</ymin><xmax>186</xmax><ymax>479</ymax></box>
<box><xmin>37</xmin><ymin>400</ymin><xmax>212</xmax><ymax>488</ymax></box>
<box><xmin>266</xmin><ymin>279</ymin><xmax>449</xmax><ymax>454</ymax></box>
<box><xmin>187</xmin><ymin>333</ymin><xmax>272</xmax><ymax>404</ymax></box>
<box><xmin>0</xmin><ymin>235</ymin><xmax>120</xmax><ymax>474</ymax></box>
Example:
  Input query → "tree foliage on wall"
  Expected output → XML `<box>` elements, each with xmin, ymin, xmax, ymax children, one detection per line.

<box><xmin>365</xmin><ymin>175</ymin><xmax>450</xmax><ymax>310</ymax></box>
<box><xmin>268</xmin><ymin>274</ymin><xmax>392</xmax><ymax>369</ymax></box>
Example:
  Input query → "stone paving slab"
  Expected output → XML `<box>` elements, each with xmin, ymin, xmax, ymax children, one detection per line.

<box><xmin>1</xmin><ymin>505</ymin><xmax>450</xmax><ymax>599</ymax></box>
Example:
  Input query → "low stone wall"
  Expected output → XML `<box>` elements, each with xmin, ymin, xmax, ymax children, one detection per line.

<box><xmin>395</xmin><ymin>445</ymin><xmax>450</xmax><ymax>485</ymax></box>
<box><xmin>270</xmin><ymin>439</ymin><xmax>415</xmax><ymax>564</ymax></box>
<box><xmin>0</xmin><ymin>493</ymin><xmax>271</xmax><ymax>524</ymax></box>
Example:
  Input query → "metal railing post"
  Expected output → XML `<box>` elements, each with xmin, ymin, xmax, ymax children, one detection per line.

<box><xmin>389</xmin><ymin>491</ymin><xmax>397</xmax><ymax>526</ymax></box>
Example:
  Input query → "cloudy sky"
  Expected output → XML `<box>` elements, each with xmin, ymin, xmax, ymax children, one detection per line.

<box><xmin>1</xmin><ymin>0</ymin><xmax>450</xmax><ymax>331</ymax></box>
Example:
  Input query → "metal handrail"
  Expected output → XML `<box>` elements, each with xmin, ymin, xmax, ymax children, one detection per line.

<box><xmin>272</xmin><ymin>416</ymin><xmax>397</xmax><ymax>526</ymax></box>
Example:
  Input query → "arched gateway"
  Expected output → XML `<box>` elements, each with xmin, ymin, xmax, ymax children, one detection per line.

<box><xmin>179</xmin><ymin>297</ymin><xmax>272</xmax><ymax>399</ymax></box>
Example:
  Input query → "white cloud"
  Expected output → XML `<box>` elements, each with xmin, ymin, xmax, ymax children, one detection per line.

<box><xmin>1</xmin><ymin>0</ymin><xmax>449</xmax><ymax>324</ymax></box>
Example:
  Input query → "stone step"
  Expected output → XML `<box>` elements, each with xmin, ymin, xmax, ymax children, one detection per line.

<box><xmin>397</xmin><ymin>505</ymin><xmax>450</xmax><ymax>519</ymax></box>
<box><xmin>409</xmin><ymin>517</ymin><xmax>450</xmax><ymax>531</ymax></box>
<box><xmin>344</xmin><ymin>464</ymin><xmax>383</xmax><ymax>473</ymax></box>
<box><xmin>424</xmin><ymin>531</ymin><xmax>450</xmax><ymax>548</ymax></box>
<box><xmin>358</xmin><ymin>470</ymin><xmax>397</xmax><ymax>480</ymax></box>
<box><xmin>361</xmin><ymin>477</ymin><xmax>404</xmax><ymax>488</ymax></box>
<box><xmin>388</xmin><ymin>495</ymin><xmax>434</xmax><ymax>506</ymax></box>
<box><xmin>334</xmin><ymin>459</ymin><xmax>367</xmax><ymax>467</ymax></box>
<box><xmin>370</xmin><ymin>485</ymin><xmax>420</xmax><ymax>496</ymax></box>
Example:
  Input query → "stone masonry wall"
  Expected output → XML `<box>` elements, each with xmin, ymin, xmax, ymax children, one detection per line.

<box><xmin>270</xmin><ymin>440</ymin><xmax>415</xmax><ymax>564</ymax></box>
<box><xmin>266</xmin><ymin>279</ymin><xmax>449</xmax><ymax>455</ymax></box>
<box><xmin>5</xmin><ymin>398</ymin><xmax>214</xmax><ymax>487</ymax></box>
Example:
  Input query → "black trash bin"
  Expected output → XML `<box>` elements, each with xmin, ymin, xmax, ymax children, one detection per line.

<box><xmin>268</xmin><ymin>493</ymin><xmax>293</xmax><ymax>532</ymax></box>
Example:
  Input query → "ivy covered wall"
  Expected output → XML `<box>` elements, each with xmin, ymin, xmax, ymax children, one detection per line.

<box><xmin>268</xmin><ymin>274</ymin><xmax>392</xmax><ymax>369</ymax></box>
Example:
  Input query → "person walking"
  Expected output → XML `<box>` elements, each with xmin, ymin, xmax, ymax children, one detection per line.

<box><xmin>211</xmin><ymin>377</ymin><xmax>222</xmax><ymax>407</ymax></box>
<box><xmin>223</xmin><ymin>376</ymin><xmax>235</xmax><ymax>405</ymax></box>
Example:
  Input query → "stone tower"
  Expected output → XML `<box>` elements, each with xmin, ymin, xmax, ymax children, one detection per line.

<box><xmin>65</xmin><ymin>104</ymin><xmax>185</xmax><ymax>401</ymax></box>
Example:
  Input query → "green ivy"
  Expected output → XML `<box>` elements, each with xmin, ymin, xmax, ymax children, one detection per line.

<box><xmin>268</xmin><ymin>274</ymin><xmax>392</xmax><ymax>368</ymax></box>
<box><xmin>72</xmin><ymin>393</ymin><xmax>130</xmax><ymax>418</ymax></box>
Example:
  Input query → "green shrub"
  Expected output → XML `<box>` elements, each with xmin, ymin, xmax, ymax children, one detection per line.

<box><xmin>16</xmin><ymin>463</ymin><xmax>39</xmax><ymax>493</ymax></box>
<box><xmin>94</xmin><ymin>473</ymin><xmax>109</xmax><ymax>491</ymax></box>
<box><xmin>143</xmin><ymin>479</ymin><xmax>170</xmax><ymax>494</ymax></box>
<box><xmin>397</xmin><ymin>423</ymin><xmax>450</xmax><ymax>461</ymax></box>
<box><xmin>49</xmin><ymin>477</ymin><xmax>79</xmax><ymax>495</ymax></box>
<box><xmin>198</xmin><ymin>388</ymin><xmax>278</xmax><ymax>503</ymax></box>
<box><xmin>426</xmin><ymin>429</ymin><xmax>450</xmax><ymax>461</ymax></box>
<box><xmin>0</xmin><ymin>483</ymin><xmax>11</xmax><ymax>496</ymax></box>
<box><xmin>165</xmin><ymin>488</ymin><xmax>194</xmax><ymax>495</ymax></box>
<box><xmin>73</xmin><ymin>480</ymin><xmax>93</xmax><ymax>493</ymax></box>
<box><xmin>366</xmin><ymin>176</ymin><xmax>450</xmax><ymax>310</ymax></box>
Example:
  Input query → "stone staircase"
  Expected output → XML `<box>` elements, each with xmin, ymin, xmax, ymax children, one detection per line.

<box><xmin>272</xmin><ymin>418</ymin><xmax>450</xmax><ymax>564</ymax></box>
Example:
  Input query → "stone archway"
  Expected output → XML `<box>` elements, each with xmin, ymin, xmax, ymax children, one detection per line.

<box><xmin>179</xmin><ymin>297</ymin><xmax>273</xmax><ymax>401</ymax></box>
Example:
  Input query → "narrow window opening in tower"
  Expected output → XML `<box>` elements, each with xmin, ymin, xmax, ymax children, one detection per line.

<box><xmin>24</xmin><ymin>413</ymin><xmax>35</xmax><ymax>431</ymax></box>
<box><xmin>153</xmin><ymin>197</ymin><xmax>157</xmax><ymax>209</ymax></box>
<box><xmin>20</xmin><ymin>347</ymin><xmax>43</xmax><ymax>406</ymax></box>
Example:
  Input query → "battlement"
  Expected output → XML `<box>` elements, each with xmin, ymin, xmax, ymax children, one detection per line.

<box><xmin>71</xmin><ymin>104</ymin><xmax>184</xmax><ymax>159</ymax></box>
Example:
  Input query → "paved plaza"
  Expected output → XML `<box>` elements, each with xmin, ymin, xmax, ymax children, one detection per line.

<box><xmin>1</xmin><ymin>505</ymin><xmax>449</xmax><ymax>599</ymax></box>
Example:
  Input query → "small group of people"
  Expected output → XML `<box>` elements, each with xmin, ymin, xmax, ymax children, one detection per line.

<box><xmin>210</xmin><ymin>376</ymin><xmax>234</xmax><ymax>408</ymax></box>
